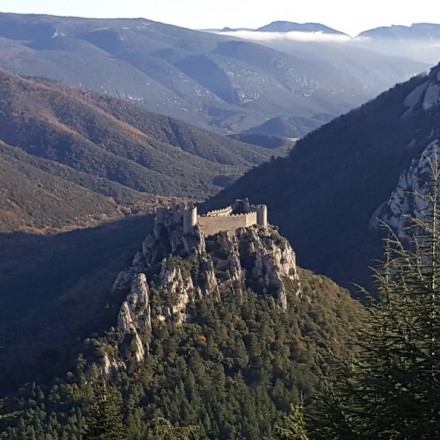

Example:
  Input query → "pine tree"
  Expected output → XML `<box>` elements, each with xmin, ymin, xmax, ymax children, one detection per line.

<box><xmin>145</xmin><ymin>417</ymin><xmax>202</xmax><ymax>439</ymax></box>
<box><xmin>82</xmin><ymin>382</ymin><xmax>125</xmax><ymax>440</ymax></box>
<box><xmin>310</xmin><ymin>159</ymin><xmax>440</xmax><ymax>439</ymax></box>
<box><xmin>276</xmin><ymin>404</ymin><xmax>309</xmax><ymax>440</ymax></box>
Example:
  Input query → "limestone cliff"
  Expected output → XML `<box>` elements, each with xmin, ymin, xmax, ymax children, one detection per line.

<box><xmin>371</xmin><ymin>139</ymin><xmax>440</xmax><ymax>239</ymax></box>
<box><xmin>236</xmin><ymin>227</ymin><xmax>300</xmax><ymax>311</ymax></box>
<box><xmin>103</xmin><ymin>206</ymin><xmax>301</xmax><ymax>369</ymax></box>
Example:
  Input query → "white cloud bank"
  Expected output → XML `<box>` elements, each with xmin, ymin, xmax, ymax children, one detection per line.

<box><xmin>217</xmin><ymin>30</ymin><xmax>352</xmax><ymax>43</ymax></box>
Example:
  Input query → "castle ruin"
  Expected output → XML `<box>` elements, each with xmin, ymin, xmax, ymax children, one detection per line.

<box><xmin>154</xmin><ymin>199</ymin><xmax>268</xmax><ymax>237</ymax></box>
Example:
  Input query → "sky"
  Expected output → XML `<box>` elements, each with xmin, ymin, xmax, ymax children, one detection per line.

<box><xmin>1</xmin><ymin>0</ymin><xmax>440</xmax><ymax>37</ymax></box>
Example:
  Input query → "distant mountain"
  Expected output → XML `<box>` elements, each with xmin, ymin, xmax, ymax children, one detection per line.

<box><xmin>0</xmin><ymin>13</ymin><xmax>428</xmax><ymax>137</ymax></box>
<box><xmin>256</xmin><ymin>21</ymin><xmax>346</xmax><ymax>35</ymax></box>
<box><xmin>217</xmin><ymin>26</ymin><xmax>254</xmax><ymax>32</ymax></box>
<box><xmin>205</xmin><ymin>62</ymin><xmax>440</xmax><ymax>292</ymax></box>
<box><xmin>0</xmin><ymin>70</ymin><xmax>273</xmax><ymax>232</ymax></box>
<box><xmin>355</xmin><ymin>23</ymin><xmax>440</xmax><ymax>64</ymax></box>
<box><xmin>358</xmin><ymin>23</ymin><xmax>440</xmax><ymax>40</ymax></box>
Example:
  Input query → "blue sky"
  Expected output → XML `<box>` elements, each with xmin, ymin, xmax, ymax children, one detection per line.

<box><xmin>1</xmin><ymin>0</ymin><xmax>440</xmax><ymax>36</ymax></box>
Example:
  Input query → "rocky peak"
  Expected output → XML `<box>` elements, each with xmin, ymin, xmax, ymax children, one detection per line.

<box><xmin>104</xmin><ymin>205</ymin><xmax>300</xmax><ymax>369</ymax></box>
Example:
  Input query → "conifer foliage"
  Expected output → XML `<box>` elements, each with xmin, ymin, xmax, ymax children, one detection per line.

<box><xmin>276</xmin><ymin>404</ymin><xmax>309</xmax><ymax>439</ymax></box>
<box><xmin>311</xmin><ymin>159</ymin><xmax>440</xmax><ymax>439</ymax></box>
<box><xmin>83</xmin><ymin>382</ymin><xmax>125</xmax><ymax>440</ymax></box>
<box><xmin>0</xmin><ymin>269</ymin><xmax>361</xmax><ymax>439</ymax></box>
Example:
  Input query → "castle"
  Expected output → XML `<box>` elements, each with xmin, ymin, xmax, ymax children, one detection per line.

<box><xmin>154</xmin><ymin>199</ymin><xmax>268</xmax><ymax>237</ymax></box>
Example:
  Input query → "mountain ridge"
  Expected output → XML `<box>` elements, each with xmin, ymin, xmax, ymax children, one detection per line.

<box><xmin>0</xmin><ymin>204</ymin><xmax>364</xmax><ymax>440</ymax></box>
<box><xmin>0</xmin><ymin>12</ymin><xmax>428</xmax><ymax>137</ymax></box>
<box><xmin>0</xmin><ymin>69</ymin><xmax>275</xmax><ymax>232</ymax></box>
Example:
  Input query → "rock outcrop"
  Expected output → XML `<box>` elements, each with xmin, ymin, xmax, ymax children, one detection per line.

<box><xmin>118</xmin><ymin>274</ymin><xmax>151</xmax><ymax>332</ymax></box>
<box><xmin>371</xmin><ymin>140</ymin><xmax>440</xmax><ymax>239</ymax></box>
<box><xmin>116</xmin><ymin>273</ymin><xmax>151</xmax><ymax>362</ymax></box>
<box><xmin>403</xmin><ymin>69</ymin><xmax>440</xmax><ymax>115</ymax></box>
<box><xmin>105</xmin><ymin>203</ymin><xmax>301</xmax><ymax>369</ymax></box>
<box><xmin>236</xmin><ymin>227</ymin><xmax>300</xmax><ymax>311</ymax></box>
<box><xmin>158</xmin><ymin>259</ymin><xmax>194</xmax><ymax>322</ymax></box>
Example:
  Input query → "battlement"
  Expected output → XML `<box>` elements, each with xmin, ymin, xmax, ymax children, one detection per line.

<box><xmin>205</xmin><ymin>206</ymin><xmax>233</xmax><ymax>217</ymax></box>
<box><xmin>154</xmin><ymin>198</ymin><xmax>267</xmax><ymax>238</ymax></box>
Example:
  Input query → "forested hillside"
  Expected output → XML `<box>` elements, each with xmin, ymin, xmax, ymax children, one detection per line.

<box><xmin>0</xmin><ymin>269</ymin><xmax>363</xmax><ymax>439</ymax></box>
<box><xmin>0</xmin><ymin>70</ymin><xmax>274</xmax><ymax>232</ymax></box>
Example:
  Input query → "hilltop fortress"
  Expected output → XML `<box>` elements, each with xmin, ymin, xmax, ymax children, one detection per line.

<box><xmin>154</xmin><ymin>199</ymin><xmax>268</xmax><ymax>237</ymax></box>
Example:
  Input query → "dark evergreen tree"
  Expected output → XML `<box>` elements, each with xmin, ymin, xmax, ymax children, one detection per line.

<box><xmin>310</xmin><ymin>160</ymin><xmax>440</xmax><ymax>439</ymax></box>
<box><xmin>83</xmin><ymin>382</ymin><xmax>125</xmax><ymax>440</ymax></box>
<box><xmin>276</xmin><ymin>404</ymin><xmax>309</xmax><ymax>439</ymax></box>
<box><xmin>145</xmin><ymin>417</ymin><xmax>202</xmax><ymax>439</ymax></box>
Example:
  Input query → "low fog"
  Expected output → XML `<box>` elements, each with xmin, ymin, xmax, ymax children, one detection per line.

<box><xmin>215</xmin><ymin>29</ymin><xmax>440</xmax><ymax>65</ymax></box>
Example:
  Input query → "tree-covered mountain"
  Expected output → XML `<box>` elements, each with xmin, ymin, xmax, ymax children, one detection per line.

<box><xmin>0</xmin><ymin>141</ymin><xmax>133</xmax><ymax>232</ymax></box>
<box><xmin>205</xmin><ymin>62</ymin><xmax>440</xmax><ymax>291</ymax></box>
<box><xmin>0</xmin><ymin>270</ymin><xmax>362</xmax><ymax>439</ymax></box>
<box><xmin>0</xmin><ymin>13</ymin><xmax>428</xmax><ymax>137</ymax></box>
<box><xmin>0</xmin><ymin>69</ymin><xmax>274</xmax><ymax>232</ymax></box>
<box><xmin>0</xmin><ymin>204</ymin><xmax>364</xmax><ymax>439</ymax></box>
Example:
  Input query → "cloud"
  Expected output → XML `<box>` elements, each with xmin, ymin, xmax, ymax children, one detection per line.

<box><xmin>217</xmin><ymin>30</ymin><xmax>352</xmax><ymax>43</ymax></box>
<box><xmin>352</xmin><ymin>36</ymin><xmax>372</xmax><ymax>43</ymax></box>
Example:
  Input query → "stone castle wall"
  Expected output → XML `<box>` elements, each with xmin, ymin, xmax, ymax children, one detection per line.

<box><xmin>155</xmin><ymin>200</ymin><xmax>266</xmax><ymax>238</ymax></box>
<box><xmin>198</xmin><ymin>212</ymin><xmax>257</xmax><ymax>237</ymax></box>
<box><xmin>205</xmin><ymin>206</ymin><xmax>233</xmax><ymax>217</ymax></box>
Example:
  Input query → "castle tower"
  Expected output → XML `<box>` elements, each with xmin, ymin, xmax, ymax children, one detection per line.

<box><xmin>183</xmin><ymin>205</ymin><xmax>198</xmax><ymax>234</ymax></box>
<box><xmin>155</xmin><ymin>206</ymin><xmax>167</xmax><ymax>225</ymax></box>
<box><xmin>173</xmin><ymin>203</ymin><xmax>186</xmax><ymax>223</ymax></box>
<box><xmin>256</xmin><ymin>204</ymin><xmax>268</xmax><ymax>228</ymax></box>
<box><xmin>154</xmin><ymin>206</ymin><xmax>168</xmax><ymax>238</ymax></box>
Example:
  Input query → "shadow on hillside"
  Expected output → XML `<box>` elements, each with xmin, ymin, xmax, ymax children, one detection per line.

<box><xmin>0</xmin><ymin>214</ymin><xmax>153</xmax><ymax>394</ymax></box>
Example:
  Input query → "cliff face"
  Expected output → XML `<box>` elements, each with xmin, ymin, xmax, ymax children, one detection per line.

<box><xmin>107</xmin><ymin>210</ymin><xmax>300</xmax><ymax>366</ymax></box>
<box><xmin>372</xmin><ymin>140</ymin><xmax>440</xmax><ymax>239</ymax></box>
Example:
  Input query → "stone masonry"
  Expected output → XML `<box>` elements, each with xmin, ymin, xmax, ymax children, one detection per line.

<box><xmin>154</xmin><ymin>198</ymin><xmax>268</xmax><ymax>237</ymax></box>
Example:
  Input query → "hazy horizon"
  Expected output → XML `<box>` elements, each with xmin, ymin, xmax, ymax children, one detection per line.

<box><xmin>1</xmin><ymin>0</ymin><xmax>440</xmax><ymax>37</ymax></box>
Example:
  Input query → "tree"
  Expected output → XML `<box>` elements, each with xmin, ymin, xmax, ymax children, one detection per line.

<box><xmin>276</xmin><ymin>404</ymin><xmax>309</xmax><ymax>440</ymax></box>
<box><xmin>82</xmin><ymin>382</ymin><xmax>125</xmax><ymax>440</ymax></box>
<box><xmin>310</xmin><ymin>159</ymin><xmax>440</xmax><ymax>439</ymax></box>
<box><xmin>145</xmin><ymin>417</ymin><xmax>202</xmax><ymax>440</ymax></box>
